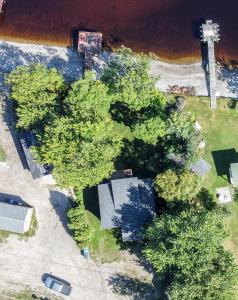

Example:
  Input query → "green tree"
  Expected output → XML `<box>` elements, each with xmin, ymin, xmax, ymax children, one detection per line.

<box><xmin>132</xmin><ymin>116</ymin><xmax>166</xmax><ymax>145</ymax></box>
<box><xmin>65</xmin><ymin>71</ymin><xmax>112</xmax><ymax>122</ymax></box>
<box><xmin>165</xmin><ymin>112</ymin><xmax>201</xmax><ymax>167</ymax></box>
<box><xmin>143</xmin><ymin>208</ymin><xmax>238</xmax><ymax>300</ymax></box>
<box><xmin>34</xmin><ymin>116</ymin><xmax>122</xmax><ymax>189</ymax></box>
<box><xmin>154</xmin><ymin>169</ymin><xmax>200</xmax><ymax>202</ymax></box>
<box><xmin>6</xmin><ymin>64</ymin><xmax>65</xmax><ymax>129</ymax></box>
<box><xmin>67</xmin><ymin>190</ymin><xmax>92</xmax><ymax>247</ymax></box>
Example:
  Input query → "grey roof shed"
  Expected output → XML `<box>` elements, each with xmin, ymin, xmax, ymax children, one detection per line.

<box><xmin>230</xmin><ymin>163</ymin><xmax>238</xmax><ymax>187</ymax></box>
<box><xmin>20</xmin><ymin>132</ymin><xmax>50</xmax><ymax>179</ymax></box>
<box><xmin>0</xmin><ymin>202</ymin><xmax>33</xmax><ymax>234</ymax></box>
<box><xmin>98</xmin><ymin>177</ymin><xmax>155</xmax><ymax>241</ymax></box>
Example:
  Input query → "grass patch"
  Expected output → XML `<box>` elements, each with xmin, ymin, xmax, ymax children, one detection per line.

<box><xmin>0</xmin><ymin>230</ymin><xmax>9</xmax><ymax>243</ymax></box>
<box><xmin>86</xmin><ymin>211</ymin><xmax>122</xmax><ymax>263</ymax></box>
<box><xmin>3</xmin><ymin>286</ymin><xmax>63</xmax><ymax>300</ymax></box>
<box><xmin>19</xmin><ymin>209</ymin><xmax>38</xmax><ymax>240</ymax></box>
<box><xmin>0</xmin><ymin>144</ymin><xmax>6</xmax><ymax>162</ymax></box>
<box><xmin>83</xmin><ymin>187</ymin><xmax>123</xmax><ymax>263</ymax></box>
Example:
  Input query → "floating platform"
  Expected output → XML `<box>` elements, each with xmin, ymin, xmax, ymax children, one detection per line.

<box><xmin>0</xmin><ymin>0</ymin><xmax>5</xmax><ymax>13</ymax></box>
<box><xmin>78</xmin><ymin>31</ymin><xmax>102</xmax><ymax>70</ymax></box>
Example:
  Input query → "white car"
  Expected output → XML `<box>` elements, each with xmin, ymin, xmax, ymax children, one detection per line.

<box><xmin>43</xmin><ymin>274</ymin><xmax>72</xmax><ymax>296</ymax></box>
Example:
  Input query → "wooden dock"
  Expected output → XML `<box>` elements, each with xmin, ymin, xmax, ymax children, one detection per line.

<box><xmin>0</xmin><ymin>0</ymin><xmax>5</xmax><ymax>13</ymax></box>
<box><xmin>201</xmin><ymin>20</ymin><xmax>220</xmax><ymax>109</ymax></box>
<box><xmin>78</xmin><ymin>31</ymin><xmax>102</xmax><ymax>70</ymax></box>
<box><xmin>207</xmin><ymin>40</ymin><xmax>217</xmax><ymax>109</ymax></box>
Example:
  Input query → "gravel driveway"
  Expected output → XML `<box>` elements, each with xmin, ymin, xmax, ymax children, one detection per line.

<box><xmin>0</xmin><ymin>102</ymin><xmax>132</xmax><ymax>300</ymax></box>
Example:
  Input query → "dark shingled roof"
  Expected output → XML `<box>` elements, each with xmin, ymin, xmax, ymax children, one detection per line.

<box><xmin>20</xmin><ymin>132</ymin><xmax>49</xmax><ymax>179</ymax></box>
<box><xmin>98</xmin><ymin>177</ymin><xmax>155</xmax><ymax>241</ymax></box>
<box><xmin>0</xmin><ymin>202</ymin><xmax>32</xmax><ymax>234</ymax></box>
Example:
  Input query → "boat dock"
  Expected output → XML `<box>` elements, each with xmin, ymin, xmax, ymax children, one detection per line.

<box><xmin>78</xmin><ymin>31</ymin><xmax>102</xmax><ymax>70</ymax></box>
<box><xmin>201</xmin><ymin>20</ymin><xmax>220</xmax><ymax>109</ymax></box>
<box><xmin>0</xmin><ymin>0</ymin><xmax>5</xmax><ymax>13</ymax></box>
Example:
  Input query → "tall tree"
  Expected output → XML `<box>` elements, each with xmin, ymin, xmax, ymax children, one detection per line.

<box><xmin>143</xmin><ymin>208</ymin><xmax>238</xmax><ymax>300</ymax></box>
<box><xmin>6</xmin><ymin>64</ymin><xmax>65</xmax><ymax>129</ymax></box>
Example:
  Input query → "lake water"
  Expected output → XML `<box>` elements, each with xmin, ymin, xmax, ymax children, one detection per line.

<box><xmin>0</xmin><ymin>0</ymin><xmax>237</xmax><ymax>62</ymax></box>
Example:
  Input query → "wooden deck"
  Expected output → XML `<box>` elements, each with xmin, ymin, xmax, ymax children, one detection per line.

<box><xmin>0</xmin><ymin>0</ymin><xmax>4</xmax><ymax>13</ymax></box>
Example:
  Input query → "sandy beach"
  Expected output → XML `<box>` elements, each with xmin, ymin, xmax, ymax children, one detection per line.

<box><xmin>0</xmin><ymin>39</ymin><xmax>237</xmax><ymax>99</ymax></box>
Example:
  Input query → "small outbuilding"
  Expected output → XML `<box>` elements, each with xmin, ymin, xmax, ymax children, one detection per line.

<box><xmin>0</xmin><ymin>202</ymin><xmax>33</xmax><ymax>234</ymax></box>
<box><xmin>20</xmin><ymin>131</ymin><xmax>53</xmax><ymax>181</ymax></box>
<box><xmin>230</xmin><ymin>163</ymin><xmax>238</xmax><ymax>187</ymax></box>
<box><xmin>216</xmin><ymin>186</ymin><xmax>232</xmax><ymax>204</ymax></box>
<box><xmin>98</xmin><ymin>177</ymin><xmax>155</xmax><ymax>242</ymax></box>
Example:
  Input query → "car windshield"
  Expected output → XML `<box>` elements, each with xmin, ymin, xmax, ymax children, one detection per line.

<box><xmin>51</xmin><ymin>280</ymin><xmax>63</xmax><ymax>292</ymax></box>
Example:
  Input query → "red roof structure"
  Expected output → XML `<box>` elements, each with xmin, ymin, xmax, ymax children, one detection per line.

<box><xmin>0</xmin><ymin>0</ymin><xmax>5</xmax><ymax>13</ymax></box>
<box><xmin>78</xmin><ymin>31</ymin><xmax>102</xmax><ymax>69</ymax></box>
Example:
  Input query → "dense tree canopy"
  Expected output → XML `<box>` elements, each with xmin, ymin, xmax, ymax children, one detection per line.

<box><xmin>102</xmin><ymin>46</ymin><xmax>167</xmax><ymax>145</ymax></box>
<box><xmin>6</xmin><ymin>64</ymin><xmax>65</xmax><ymax>129</ymax></box>
<box><xmin>144</xmin><ymin>208</ymin><xmax>238</xmax><ymax>300</ymax></box>
<box><xmin>35</xmin><ymin>115</ymin><xmax>122</xmax><ymax>189</ymax></box>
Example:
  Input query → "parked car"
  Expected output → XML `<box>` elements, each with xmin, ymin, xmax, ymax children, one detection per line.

<box><xmin>43</xmin><ymin>273</ymin><xmax>72</xmax><ymax>296</ymax></box>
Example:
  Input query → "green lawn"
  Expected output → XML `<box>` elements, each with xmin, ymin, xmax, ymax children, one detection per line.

<box><xmin>83</xmin><ymin>187</ymin><xmax>123</xmax><ymax>263</ymax></box>
<box><xmin>0</xmin><ymin>144</ymin><xmax>6</xmax><ymax>162</ymax></box>
<box><xmin>184</xmin><ymin>96</ymin><xmax>238</xmax><ymax>192</ymax></box>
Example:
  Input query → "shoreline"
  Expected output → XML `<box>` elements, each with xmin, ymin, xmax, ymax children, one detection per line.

<box><xmin>0</xmin><ymin>39</ymin><xmax>237</xmax><ymax>99</ymax></box>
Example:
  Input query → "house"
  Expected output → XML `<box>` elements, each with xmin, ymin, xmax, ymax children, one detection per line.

<box><xmin>0</xmin><ymin>202</ymin><xmax>33</xmax><ymax>234</ymax></box>
<box><xmin>98</xmin><ymin>177</ymin><xmax>155</xmax><ymax>242</ymax></box>
<box><xmin>20</xmin><ymin>131</ymin><xmax>53</xmax><ymax>182</ymax></box>
<box><xmin>230</xmin><ymin>163</ymin><xmax>238</xmax><ymax>186</ymax></box>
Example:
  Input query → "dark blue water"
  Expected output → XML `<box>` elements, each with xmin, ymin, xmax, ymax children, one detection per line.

<box><xmin>0</xmin><ymin>0</ymin><xmax>237</xmax><ymax>61</ymax></box>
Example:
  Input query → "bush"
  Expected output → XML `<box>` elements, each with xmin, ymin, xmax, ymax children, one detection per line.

<box><xmin>67</xmin><ymin>190</ymin><xmax>92</xmax><ymax>247</ymax></box>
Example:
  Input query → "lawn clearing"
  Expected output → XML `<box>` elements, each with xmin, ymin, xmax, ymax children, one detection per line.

<box><xmin>184</xmin><ymin>96</ymin><xmax>238</xmax><ymax>192</ymax></box>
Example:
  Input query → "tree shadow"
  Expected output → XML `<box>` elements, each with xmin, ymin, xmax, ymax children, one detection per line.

<box><xmin>116</xmin><ymin>138</ymin><xmax>160</xmax><ymax>178</ymax></box>
<box><xmin>107</xmin><ymin>272</ymin><xmax>157</xmax><ymax>300</ymax></box>
<box><xmin>217</xmin><ymin>58</ymin><xmax>238</xmax><ymax>97</ymax></box>
<box><xmin>0</xmin><ymin>41</ymin><xmax>83</xmax><ymax>91</ymax></box>
<box><xmin>212</xmin><ymin>148</ymin><xmax>238</xmax><ymax>182</ymax></box>
<box><xmin>49</xmin><ymin>190</ymin><xmax>71</xmax><ymax>234</ymax></box>
<box><xmin>83</xmin><ymin>186</ymin><xmax>100</xmax><ymax>219</ymax></box>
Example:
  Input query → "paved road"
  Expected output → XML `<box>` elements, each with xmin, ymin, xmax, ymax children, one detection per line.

<box><xmin>0</xmin><ymin>102</ymin><xmax>129</xmax><ymax>300</ymax></box>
